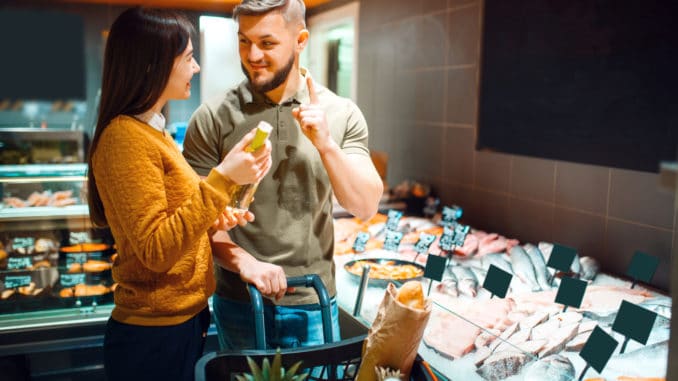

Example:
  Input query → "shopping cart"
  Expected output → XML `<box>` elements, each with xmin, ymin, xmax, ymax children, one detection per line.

<box><xmin>195</xmin><ymin>274</ymin><xmax>441</xmax><ymax>381</ymax></box>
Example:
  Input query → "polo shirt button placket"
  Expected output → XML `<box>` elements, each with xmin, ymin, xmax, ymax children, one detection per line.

<box><xmin>278</xmin><ymin>105</ymin><xmax>288</xmax><ymax>141</ymax></box>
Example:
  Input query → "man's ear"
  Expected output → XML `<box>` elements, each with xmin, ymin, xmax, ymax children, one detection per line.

<box><xmin>296</xmin><ymin>28</ymin><xmax>309</xmax><ymax>52</ymax></box>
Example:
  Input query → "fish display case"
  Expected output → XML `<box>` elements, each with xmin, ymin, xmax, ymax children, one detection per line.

<box><xmin>333</xmin><ymin>213</ymin><xmax>671</xmax><ymax>381</ymax></box>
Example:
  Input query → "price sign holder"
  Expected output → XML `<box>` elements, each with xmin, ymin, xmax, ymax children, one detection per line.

<box><xmin>578</xmin><ymin>326</ymin><xmax>619</xmax><ymax>381</ymax></box>
<box><xmin>385</xmin><ymin>209</ymin><xmax>404</xmax><ymax>232</ymax></box>
<box><xmin>547</xmin><ymin>243</ymin><xmax>577</xmax><ymax>283</ymax></box>
<box><xmin>439</xmin><ymin>226</ymin><xmax>455</xmax><ymax>253</ymax></box>
<box><xmin>66</xmin><ymin>253</ymin><xmax>88</xmax><ymax>266</ymax></box>
<box><xmin>612</xmin><ymin>300</ymin><xmax>658</xmax><ymax>354</ymax></box>
<box><xmin>423</xmin><ymin>254</ymin><xmax>447</xmax><ymax>296</ymax></box>
<box><xmin>554</xmin><ymin>276</ymin><xmax>587</xmax><ymax>313</ymax></box>
<box><xmin>626</xmin><ymin>251</ymin><xmax>659</xmax><ymax>289</ymax></box>
<box><xmin>414</xmin><ymin>233</ymin><xmax>436</xmax><ymax>254</ymax></box>
<box><xmin>383</xmin><ymin>230</ymin><xmax>404</xmax><ymax>253</ymax></box>
<box><xmin>440</xmin><ymin>205</ymin><xmax>463</xmax><ymax>227</ymax></box>
<box><xmin>483</xmin><ymin>264</ymin><xmax>512</xmax><ymax>299</ymax></box>
<box><xmin>452</xmin><ymin>224</ymin><xmax>470</xmax><ymax>247</ymax></box>
<box><xmin>60</xmin><ymin>273</ymin><xmax>86</xmax><ymax>287</ymax></box>
<box><xmin>422</xmin><ymin>197</ymin><xmax>440</xmax><ymax>218</ymax></box>
<box><xmin>352</xmin><ymin>232</ymin><xmax>370</xmax><ymax>253</ymax></box>
<box><xmin>8</xmin><ymin>257</ymin><xmax>32</xmax><ymax>270</ymax></box>
<box><xmin>5</xmin><ymin>275</ymin><xmax>32</xmax><ymax>289</ymax></box>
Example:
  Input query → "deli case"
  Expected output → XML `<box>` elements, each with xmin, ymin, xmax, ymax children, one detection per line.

<box><xmin>0</xmin><ymin>129</ymin><xmax>116</xmax><ymax>380</ymax></box>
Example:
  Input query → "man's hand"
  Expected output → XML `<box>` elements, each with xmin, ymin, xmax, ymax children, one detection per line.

<box><xmin>292</xmin><ymin>75</ymin><xmax>335</xmax><ymax>154</ymax></box>
<box><xmin>239</xmin><ymin>255</ymin><xmax>289</xmax><ymax>301</ymax></box>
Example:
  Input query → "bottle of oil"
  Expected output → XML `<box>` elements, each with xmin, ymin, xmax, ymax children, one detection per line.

<box><xmin>228</xmin><ymin>121</ymin><xmax>272</xmax><ymax>216</ymax></box>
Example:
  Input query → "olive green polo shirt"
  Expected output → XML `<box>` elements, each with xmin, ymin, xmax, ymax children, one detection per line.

<box><xmin>183</xmin><ymin>71</ymin><xmax>370</xmax><ymax>305</ymax></box>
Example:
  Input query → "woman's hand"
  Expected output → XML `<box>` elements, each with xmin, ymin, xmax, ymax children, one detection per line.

<box><xmin>216</xmin><ymin>126</ymin><xmax>272</xmax><ymax>185</ymax></box>
<box><xmin>211</xmin><ymin>207</ymin><xmax>255</xmax><ymax>231</ymax></box>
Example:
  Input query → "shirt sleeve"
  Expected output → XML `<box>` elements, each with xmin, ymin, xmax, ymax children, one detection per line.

<box><xmin>93</xmin><ymin>124</ymin><xmax>233</xmax><ymax>273</ymax></box>
<box><xmin>341</xmin><ymin>100</ymin><xmax>371</xmax><ymax>157</ymax></box>
<box><xmin>184</xmin><ymin>103</ymin><xmax>222</xmax><ymax>177</ymax></box>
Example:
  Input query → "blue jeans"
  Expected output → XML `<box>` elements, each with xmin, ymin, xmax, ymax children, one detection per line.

<box><xmin>212</xmin><ymin>294</ymin><xmax>341</xmax><ymax>350</ymax></box>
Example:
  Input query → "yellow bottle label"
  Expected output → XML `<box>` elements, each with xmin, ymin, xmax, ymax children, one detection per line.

<box><xmin>246</xmin><ymin>121</ymin><xmax>273</xmax><ymax>152</ymax></box>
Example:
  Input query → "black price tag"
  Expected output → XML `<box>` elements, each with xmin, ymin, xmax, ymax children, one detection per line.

<box><xmin>424</xmin><ymin>254</ymin><xmax>447</xmax><ymax>282</ymax></box>
<box><xmin>352</xmin><ymin>232</ymin><xmax>370</xmax><ymax>253</ymax></box>
<box><xmin>439</xmin><ymin>226</ymin><xmax>455</xmax><ymax>252</ymax></box>
<box><xmin>385</xmin><ymin>209</ymin><xmax>403</xmax><ymax>232</ymax></box>
<box><xmin>414</xmin><ymin>233</ymin><xmax>436</xmax><ymax>254</ymax></box>
<box><xmin>424</xmin><ymin>254</ymin><xmax>448</xmax><ymax>296</ymax></box>
<box><xmin>483</xmin><ymin>264</ymin><xmax>512</xmax><ymax>299</ymax></box>
<box><xmin>612</xmin><ymin>300</ymin><xmax>658</xmax><ymax>352</ymax></box>
<box><xmin>554</xmin><ymin>276</ymin><xmax>587</xmax><ymax>311</ymax></box>
<box><xmin>440</xmin><ymin>205</ymin><xmax>463</xmax><ymax>227</ymax></box>
<box><xmin>627</xmin><ymin>251</ymin><xmax>659</xmax><ymax>286</ymax></box>
<box><xmin>5</xmin><ymin>275</ymin><xmax>32</xmax><ymax>289</ymax></box>
<box><xmin>547</xmin><ymin>243</ymin><xmax>577</xmax><ymax>273</ymax></box>
<box><xmin>66</xmin><ymin>253</ymin><xmax>87</xmax><ymax>266</ymax></box>
<box><xmin>579</xmin><ymin>326</ymin><xmax>619</xmax><ymax>374</ymax></box>
<box><xmin>60</xmin><ymin>274</ymin><xmax>86</xmax><ymax>287</ymax></box>
<box><xmin>383</xmin><ymin>230</ymin><xmax>404</xmax><ymax>252</ymax></box>
<box><xmin>7</xmin><ymin>257</ymin><xmax>32</xmax><ymax>270</ymax></box>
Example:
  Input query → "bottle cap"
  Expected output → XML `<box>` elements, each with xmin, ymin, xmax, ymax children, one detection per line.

<box><xmin>247</xmin><ymin>121</ymin><xmax>273</xmax><ymax>152</ymax></box>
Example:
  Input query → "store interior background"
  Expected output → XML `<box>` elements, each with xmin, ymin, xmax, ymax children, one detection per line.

<box><xmin>0</xmin><ymin>0</ymin><xmax>675</xmax><ymax>290</ymax></box>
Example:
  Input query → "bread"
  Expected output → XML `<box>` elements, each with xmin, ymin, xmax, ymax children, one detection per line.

<box><xmin>68</xmin><ymin>263</ymin><xmax>83</xmax><ymax>273</ymax></box>
<box><xmin>0</xmin><ymin>248</ymin><xmax>7</xmax><ymax>270</ymax></box>
<box><xmin>75</xmin><ymin>284</ymin><xmax>109</xmax><ymax>296</ymax></box>
<box><xmin>396</xmin><ymin>280</ymin><xmax>425</xmax><ymax>310</ymax></box>
<box><xmin>83</xmin><ymin>260</ymin><xmax>112</xmax><ymax>273</ymax></box>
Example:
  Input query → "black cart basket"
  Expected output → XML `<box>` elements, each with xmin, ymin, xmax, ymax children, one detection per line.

<box><xmin>195</xmin><ymin>274</ymin><xmax>440</xmax><ymax>381</ymax></box>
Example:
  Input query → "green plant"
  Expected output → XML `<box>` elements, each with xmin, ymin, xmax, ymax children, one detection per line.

<box><xmin>235</xmin><ymin>349</ymin><xmax>308</xmax><ymax>381</ymax></box>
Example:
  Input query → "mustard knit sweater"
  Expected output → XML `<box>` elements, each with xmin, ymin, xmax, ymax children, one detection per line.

<box><xmin>92</xmin><ymin>115</ymin><xmax>234</xmax><ymax>326</ymax></box>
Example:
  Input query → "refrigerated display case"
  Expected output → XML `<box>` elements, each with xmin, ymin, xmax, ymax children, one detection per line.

<box><xmin>0</xmin><ymin>129</ymin><xmax>115</xmax><ymax>380</ymax></box>
<box><xmin>333</xmin><ymin>214</ymin><xmax>672</xmax><ymax>381</ymax></box>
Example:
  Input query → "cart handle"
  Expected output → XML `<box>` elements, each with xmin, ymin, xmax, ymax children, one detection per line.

<box><xmin>248</xmin><ymin>274</ymin><xmax>334</xmax><ymax>350</ymax></box>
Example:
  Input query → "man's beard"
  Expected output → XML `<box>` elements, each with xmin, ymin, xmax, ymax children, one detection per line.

<box><xmin>242</xmin><ymin>53</ymin><xmax>295</xmax><ymax>93</ymax></box>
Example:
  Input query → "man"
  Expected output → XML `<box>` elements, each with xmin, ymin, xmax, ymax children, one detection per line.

<box><xmin>183</xmin><ymin>0</ymin><xmax>383</xmax><ymax>350</ymax></box>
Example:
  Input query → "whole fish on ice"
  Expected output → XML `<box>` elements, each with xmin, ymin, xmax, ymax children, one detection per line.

<box><xmin>451</xmin><ymin>265</ymin><xmax>478</xmax><ymax>297</ymax></box>
<box><xmin>509</xmin><ymin>246</ymin><xmax>541</xmax><ymax>291</ymax></box>
<box><xmin>524</xmin><ymin>354</ymin><xmax>575</xmax><ymax>381</ymax></box>
<box><xmin>523</xmin><ymin>243</ymin><xmax>552</xmax><ymax>289</ymax></box>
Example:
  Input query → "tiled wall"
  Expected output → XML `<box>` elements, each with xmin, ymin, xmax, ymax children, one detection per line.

<box><xmin>357</xmin><ymin>0</ymin><xmax>676</xmax><ymax>290</ymax></box>
<box><xmin>0</xmin><ymin>3</ymin><xmax>204</xmax><ymax>133</ymax></box>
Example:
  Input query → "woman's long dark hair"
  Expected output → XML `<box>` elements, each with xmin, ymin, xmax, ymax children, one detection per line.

<box><xmin>87</xmin><ymin>7</ymin><xmax>194</xmax><ymax>227</ymax></box>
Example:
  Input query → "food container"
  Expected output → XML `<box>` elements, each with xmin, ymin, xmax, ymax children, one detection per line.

<box><xmin>344</xmin><ymin>258</ymin><xmax>425</xmax><ymax>288</ymax></box>
<box><xmin>0</xmin><ymin>267</ymin><xmax>60</xmax><ymax>312</ymax></box>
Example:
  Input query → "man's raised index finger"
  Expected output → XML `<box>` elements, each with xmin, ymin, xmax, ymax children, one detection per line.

<box><xmin>306</xmin><ymin>75</ymin><xmax>318</xmax><ymax>104</ymax></box>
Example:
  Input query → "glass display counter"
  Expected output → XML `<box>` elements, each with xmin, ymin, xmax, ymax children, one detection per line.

<box><xmin>333</xmin><ymin>214</ymin><xmax>671</xmax><ymax>381</ymax></box>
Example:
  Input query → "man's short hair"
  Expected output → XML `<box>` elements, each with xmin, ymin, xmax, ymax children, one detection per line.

<box><xmin>233</xmin><ymin>0</ymin><xmax>306</xmax><ymax>27</ymax></box>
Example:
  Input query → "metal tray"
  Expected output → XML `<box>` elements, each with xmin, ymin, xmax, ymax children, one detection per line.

<box><xmin>343</xmin><ymin>258</ymin><xmax>425</xmax><ymax>288</ymax></box>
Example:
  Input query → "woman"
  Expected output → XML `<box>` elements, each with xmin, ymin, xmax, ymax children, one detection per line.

<box><xmin>87</xmin><ymin>7</ymin><xmax>271</xmax><ymax>381</ymax></box>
